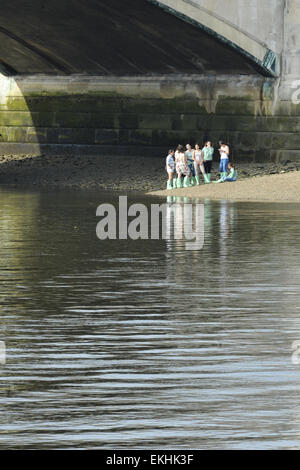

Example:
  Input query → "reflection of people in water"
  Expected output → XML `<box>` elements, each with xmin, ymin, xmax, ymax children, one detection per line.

<box><xmin>165</xmin><ymin>197</ymin><xmax>185</xmax><ymax>245</ymax></box>
<box><xmin>219</xmin><ymin>200</ymin><xmax>237</xmax><ymax>265</ymax></box>
<box><xmin>165</xmin><ymin>196</ymin><xmax>204</xmax><ymax>248</ymax></box>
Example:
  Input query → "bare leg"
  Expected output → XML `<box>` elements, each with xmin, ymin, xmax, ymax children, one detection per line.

<box><xmin>194</xmin><ymin>163</ymin><xmax>201</xmax><ymax>184</ymax></box>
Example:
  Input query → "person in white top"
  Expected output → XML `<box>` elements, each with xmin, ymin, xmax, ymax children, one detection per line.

<box><xmin>192</xmin><ymin>143</ymin><xmax>205</xmax><ymax>185</ymax></box>
<box><xmin>218</xmin><ymin>142</ymin><xmax>230</xmax><ymax>179</ymax></box>
<box><xmin>166</xmin><ymin>149</ymin><xmax>175</xmax><ymax>190</ymax></box>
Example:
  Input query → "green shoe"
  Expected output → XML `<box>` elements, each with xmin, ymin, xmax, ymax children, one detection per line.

<box><xmin>173</xmin><ymin>178</ymin><xmax>177</xmax><ymax>189</ymax></box>
<box><xmin>177</xmin><ymin>178</ymin><xmax>183</xmax><ymax>189</ymax></box>
<box><xmin>207</xmin><ymin>174</ymin><xmax>211</xmax><ymax>183</ymax></box>
<box><xmin>190</xmin><ymin>177</ymin><xmax>196</xmax><ymax>186</ymax></box>
<box><xmin>195</xmin><ymin>175</ymin><xmax>200</xmax><ymax>185</ymax></box>
<box><xmin>167</xmin><ymin>180</ymin><xmax>173</xmax><ymax>190</ymax></box>
<box><xmin>214</xmin><ymin>173</ymin><xmax>226</xmax><ymax>183</ymax></box>
<box><xmin>204</xmin><ymin>174</ymin><xmax>210</xmax><ymax>184</ymax></box>
<box><xmin>183</xmin><ymin>176</ymin><xmax>191</xmax><ymax>188</ymax></box>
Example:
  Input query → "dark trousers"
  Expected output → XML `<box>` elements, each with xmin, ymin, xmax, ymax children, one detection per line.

<box><xmin>204</xmin><ymin>161</ymin><xmax>212</xmax><ymax>174</ymax></box>
<box><xmin>188</xmin><ymin>163</ymin><xmax>195</xmax><ymax>177</ymax></box>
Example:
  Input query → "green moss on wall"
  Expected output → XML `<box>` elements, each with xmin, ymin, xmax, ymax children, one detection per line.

<box><xmin>215</xmin><ymin>96</ymin><xmax>256</xmax><ymax>115</ymax></box>
<box><xmin>0</xmin><ymin>90</ymin><xmax>298</xmax><ymax>161</ymax></box>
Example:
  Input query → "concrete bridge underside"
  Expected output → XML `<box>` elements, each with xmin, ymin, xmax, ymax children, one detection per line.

<box><xmin>0</xmin><ymin>0</ymin><xmax>270</xmax><ymax>76</ymax></box>
<box><xmin>0</xmin><ymin>0</ymin><xmax>299</xmax><ymax>162</ymax></box>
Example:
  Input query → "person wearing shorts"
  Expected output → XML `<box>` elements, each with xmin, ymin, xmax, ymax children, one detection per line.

<box><xmin>166</xmin><ymin>149</ymin><xmax>175</xmax><ymax>190</ymax></box>
<box><xmin>192</xmin><ymin>144</ymin><xmax>205</xmax><ymax>185</ymax></box>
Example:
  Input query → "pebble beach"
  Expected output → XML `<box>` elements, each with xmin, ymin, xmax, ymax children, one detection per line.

<box><xmin>0</xmin><ymin>153</ymin><xmax>299</xmax><ymax>202</ymax></box>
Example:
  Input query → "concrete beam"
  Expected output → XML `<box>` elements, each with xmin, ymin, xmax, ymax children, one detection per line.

<box><xmin>148</xmin><ymin>0</ymin><xmax>279</xmax><ymax>76</ymax></box>
<box><xmin>0</xmin><ymin>0</ymin><xmax>277</xmax><ymax>76</ymax></box>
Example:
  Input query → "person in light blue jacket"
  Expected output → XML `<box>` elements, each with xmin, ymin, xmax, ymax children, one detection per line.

<box><xmin>202</xmin><ymin>141</ymin><xmax>214</xmax><ymax>183</ymax></box>
<box><xmin>214</xmin><ymin>163</ymin><xmax>238</xmax><ymax>183</ymax></box>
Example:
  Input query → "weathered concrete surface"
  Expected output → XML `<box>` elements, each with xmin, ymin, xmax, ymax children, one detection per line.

<box><xmin>0</xmin><ymin>0</ymin><xmax>299</xmax><ymax>161</ymax></box>
<box><xmin>0</xmin><ymin>73</ymin><xmax>298</xmax><ymax>162</ymax></box>
<box><xmin>279</xmin><ymin>0</ymin><xmax>300</xmax><ymax>106</ymax></box>
<box><xmin>183</xmin><ymin>0</ymin><xmax>285</xmax><ymax>55</ymax></box>
<box><xmin>150</xmin><ymin>0</ymin><xmax>284</xmax><ymax>75</ymax></box>
<box><xmin>0</xmin><ymin>0</ymin><xmax>265</xmax><ymax>75</ymax></box>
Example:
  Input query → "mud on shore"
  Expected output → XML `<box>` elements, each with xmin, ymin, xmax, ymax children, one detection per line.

<box><xmin>0</xmin><ymin>153</ymin><xmax>299</xmax><ymax>192</ymax></box>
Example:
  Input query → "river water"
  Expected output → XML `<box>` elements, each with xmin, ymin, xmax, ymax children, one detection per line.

<box><xmin>0</xmin><ymin>188</ymin><xmax>300</xmax><ymax>450</ymax></box>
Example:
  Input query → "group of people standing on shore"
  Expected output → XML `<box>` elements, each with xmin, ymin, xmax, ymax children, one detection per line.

<box><xmin>165</xmin><ymin>141</ymin><xmax>238</xmax><ymax>190</ymax></box>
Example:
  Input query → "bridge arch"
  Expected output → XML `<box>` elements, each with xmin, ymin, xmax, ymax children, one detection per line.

<box><xmin>147</xmin><ymin>0</ymin><xmax>278</xmax><ymax>76</ymax></box>
<box><xmin>0</xmin><ymin>0</ymin><xmax>298</xmax><ymax>163</ymax></box>
<box><xmin>0</xmin><ymin>0</ymin><xmax>278</xmax><ymax>76</ymax></box>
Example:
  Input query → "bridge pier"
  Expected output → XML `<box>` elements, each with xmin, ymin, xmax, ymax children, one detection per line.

<box><xmin>1</xmin><ymin>73</ymin><xmax>296</xmax><ymax>163</ymax></box>
<box><xmin>0</xmin><ymin>0</ymin><xmax>299</xmax><ymax>162</ymax></box>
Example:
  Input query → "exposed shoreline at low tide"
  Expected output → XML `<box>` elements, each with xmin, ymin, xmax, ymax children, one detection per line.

<box><xmin>0</xmin><ymin>153</ymin><xmax>299</xmax><ymax>202</ymax></box>
<box><xmin>148</xmin><ymin>171</ymin><xmax>300</xmax><ymax>203</ymax></box>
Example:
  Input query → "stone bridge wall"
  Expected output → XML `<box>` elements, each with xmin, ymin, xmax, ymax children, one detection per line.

<box><xmin>0</xmin><ymin>73</ymin><xmax>298</xmax><ymax>162</ymax></box>
<box><xmin>0</xmin><ymin>0</ymin><xmax>299</xmax><ymax>162</ymax></box>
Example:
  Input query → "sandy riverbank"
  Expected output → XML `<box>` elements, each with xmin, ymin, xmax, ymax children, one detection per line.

<box><xmin>148</xmin><ymin>171</ymin><xmax>300</xmax><ymax>203</ymax></box>
<box><xmin>0</xmin><ymin>154</ymin><xmax>299</xmax><ymax>200</ymax></box>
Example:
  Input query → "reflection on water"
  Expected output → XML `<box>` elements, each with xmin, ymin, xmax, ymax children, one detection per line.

<box><xmin>0</xmin><ymin>188</ymin><xmax>300</xmax><ymax>449</ymax></box>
